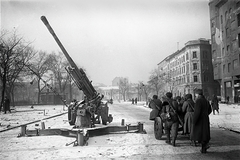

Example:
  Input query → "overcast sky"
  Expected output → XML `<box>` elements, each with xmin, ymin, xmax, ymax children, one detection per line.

<box><xmin>1</xmin><ymin>0</ymin><xmax>210</xmax><ymax>85</ymax></box>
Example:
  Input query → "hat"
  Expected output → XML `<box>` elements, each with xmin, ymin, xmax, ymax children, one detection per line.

<box><xmin>195</xmin><ymin>89</ymin><xmax>203</xmax><ymax>95</ymax></box>
<box><xmin>166</xmin><ymin>92</ymin><xmax>173</xmax><ymax>98</ymax></box>
<box><xmin>185</xmin><ymin>94</ymin><xmax>192</xmax><ymax>99</ymax></box>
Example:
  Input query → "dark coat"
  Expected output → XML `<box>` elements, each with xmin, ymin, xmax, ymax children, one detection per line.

<box><xmin>211</xmin><ymin>96</ymin><xmax>219</xmax><ymax>110</ymax></box>
<box><xmin>182</xmin><ymin>99</ymin><xmax>195</xmax><ymax>135</ymax></box>
<box><xmin>162</xmin><ymin>98</ymin><xmax>180</xmax><ymax>123</ymax></box>
<box><xmin>149</xmin><ymin>99</ymin><xmax>162</xmax><ymax>120</ymax></box>
<box><xmin>192</xmin><ymin>95</ymin><xmax>212</xmax><ymax>142</ymax></box>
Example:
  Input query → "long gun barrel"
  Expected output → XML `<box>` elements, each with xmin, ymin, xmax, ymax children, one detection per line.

<box><xmin>40</xmin><ymin>16</ymin><xmax>98</xmax><ymax>100</ymax></box>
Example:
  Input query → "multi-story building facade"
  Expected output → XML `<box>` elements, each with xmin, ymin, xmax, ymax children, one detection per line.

<box><xmin>158</xmin><ymin>39</ymin><xmax>220</xmax><ymax>99</ymax></box>
<box><xmin>209</xmin><ymin>0</ymin><xmax>240</xmax><ymax>103</ymax></box>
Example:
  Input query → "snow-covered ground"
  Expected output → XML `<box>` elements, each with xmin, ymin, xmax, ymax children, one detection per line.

<box><xmin>209</xmin><ymin>103</ymin><xmax>240</xmax><ymax>133</ymax></box>
<box><xmin>0</xmin><ymin>102</ymin><xmax>239</xmax><ymax>159</ymax></box>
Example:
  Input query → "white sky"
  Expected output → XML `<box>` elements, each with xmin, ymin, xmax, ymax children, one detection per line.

<box><xmin>1</xmin><ymin>0</ymin><xmax>210</xmax><ymax>85</ymax></box>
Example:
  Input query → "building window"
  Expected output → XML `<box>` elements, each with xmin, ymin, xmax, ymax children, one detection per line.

<box><xmin>186</xmin><ymin>52</ymin><xmax>189</xmax><ymax>60</ymax></box>
<box><xmin>221</xmin><ymin>15</ymin><xmax>223</xmax><ymax>24</ymax></box>
<box><xmin>222</xmin><ymin>47</ymin><xmax>225</xmax><ymax>56</ymax></box>
<box><xmin>193</xmin><ymin>51</ymin><xmax>197</xmax><ymax>58</ymax></box>
<box><xmin>223</xmin><ymin>64</ymin><xmax>226</xmax><ymax>74</ymax></box>
<box><xmin>238</xmin><ymin>13</ymin><xmax>240</xmax><ymax>26</ymax></box>
<box><xmin>225</xmin><ymin>11</ymin><xmax>228</xmax><ymax>21</ymax></box>
<box><xmin>233</xmin><ymin>59</ymin><xmax>238</xmax><ymax>70</ymax></box>
<box><xmin>211</xmin><ymin>20</ymin><xmax>214</xmax><ymax>28</ymax></box>
<box><xmin>227</xmin><ymin>45</ymin><xmax>230</xmax><ymax>53</ymax></box>
<box><xmin>212</xmin><ymin>50</ymin><xmax>216</xmax><ymax>57</ymax></box>
<box><xmin>226</xmin><ymin>81</ymin><xmax>232</xmax><ymax>88</ymax></box>
<box><xmin>238</xmin><ymin>34</ymin><xmax>240</xmax><ymax>47</ymax></box>
<box><xmin>226</xmin><ymin>28</ymin><xmax>229</xmax><ymax>37</ymax></box>
<box><xmin>187</xmin><ymin>75</ymin><xmax>190</xmax><ymax>83</ymax></box>
<box><xmin>228</xmin><ymin>63</ymin><xmax>231</xmax><ymax>72</ymax></box>
<box><xmin>193</xmin><ymin>75</ymin><xmax>198</xmax><ymax>82</ymax></box>
<box><xmin>193</xmin><ymin>63</ymin><xmax>197</xmax><ymax>70</ymax></box>
<box><xmin>186</xmin><ymin>63</ymin><xmax>189</xmax><ymax>73</ymax></box>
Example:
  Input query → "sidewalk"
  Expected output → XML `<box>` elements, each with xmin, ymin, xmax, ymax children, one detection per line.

<box><xmin>209</xmin><ymin>103</ymin><xmax>240</xmax><ymax>133</ymax></box>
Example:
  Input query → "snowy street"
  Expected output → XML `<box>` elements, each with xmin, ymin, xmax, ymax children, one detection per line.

<box><xmin>0</xmin><ymin>102</ymin><xmax>239</xmax><ymax>159</ymax></box>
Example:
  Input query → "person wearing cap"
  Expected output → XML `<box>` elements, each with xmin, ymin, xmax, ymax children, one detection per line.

<box><xmin>192</xmin><ymin>89</ymin><xmax>212</xmax><ymax>153</ymax></box>
<box><xmin>161</xmin><ymin>92</ymin><xmax>180</xmax><ymax>147</ymax></box>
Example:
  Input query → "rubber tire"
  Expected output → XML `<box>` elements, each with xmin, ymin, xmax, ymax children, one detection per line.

<box><xmin>68</xmin><ymin>108</ymin><xmax>76</xmax><ymax>125</ymax></box>
<box><xmin>101</xmin><ymin>104</ymin><xmax>109</xmax><ymax>125</ymax></box>
<box><xmin>154</xmin><ymin>117</ymin><xmax>163</xmax><ymax>140</ymax></box>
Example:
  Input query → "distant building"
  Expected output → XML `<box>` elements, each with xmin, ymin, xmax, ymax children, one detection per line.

<box><xmin>209</xmin><ymin>0</ymin><xmax>240</xmax><ymax>103</ymax></box>
<box><xmin>97</xmin><ymin>86</ymin><xmax>119</xmax><ymax>100</ymax></box>
<box><xmin>158</xmin><ymin>39</ymin><xmax>220</xmax><ymax>99</ymax></box>
<box><xmin>112</xmin><ymin>77</ymin><xmax>122</xmax><ymax>86</ymax></box>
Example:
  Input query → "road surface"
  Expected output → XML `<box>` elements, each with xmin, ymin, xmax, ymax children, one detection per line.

<box><xmin>0</xmin><ymin>102</ymin><xmax>240</xmax><ymax>159</ymax></box>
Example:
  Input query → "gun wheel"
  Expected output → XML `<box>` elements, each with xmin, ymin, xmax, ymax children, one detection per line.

<box><xmin>154</xmin><ymin>117</ymin><xmax>163</xmax><ymax>140</ymax></box>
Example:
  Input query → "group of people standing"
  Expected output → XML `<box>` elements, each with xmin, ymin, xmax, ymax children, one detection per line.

<box><xmin>131</xmin><ymin>98</ymin><xmax>138</xmax><ymax>105</ymax></box>
<box><xmin>149</xmin><ymin>89</ymin><xmax>212</xmax><ymax>154</ymax></box>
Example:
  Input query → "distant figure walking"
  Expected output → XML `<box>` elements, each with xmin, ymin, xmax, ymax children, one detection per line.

<box><xmin>4</xmin><ymin>96</ymin><xmax>11</xmax><ymax>114</ymax></box>
<box><xmin>132</xmin><ymin>98</ymin><xmax>134</xmax><ymax>105</ymax></box>
<box><xmin>135</xmin><ymin>98</ymin><xmax>138</xmax><ymax>105</ymax></box>
<box><xmin>226</xmin><ymin>96</ymin><xmax>229</xmax><ymax>104</ymax></box>
<box><xmin>211</xmin><ymin>94</ymin><xmax>219</xmax><ymax>115</ymax></box>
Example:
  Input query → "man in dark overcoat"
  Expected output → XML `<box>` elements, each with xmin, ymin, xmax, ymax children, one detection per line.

<box><xmin>149</xmin><ymin>95</ymin><xmax>162</xmax><ymax>120</ymax></box>
<box><xmin>162</xmin><ymin>92</ymin><xmax>180</xmax><ymax>147</ymax></box>
<box><xmin>192</xmin><ymin>89</ymin><xmax>212</xmax><ymax>153</ymax></box>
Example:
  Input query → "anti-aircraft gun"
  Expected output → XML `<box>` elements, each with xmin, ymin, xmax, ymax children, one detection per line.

<box><xmin>40</xmin><ymin>16</ymin><xmax>113</xmax><ymax>127</ymax></box>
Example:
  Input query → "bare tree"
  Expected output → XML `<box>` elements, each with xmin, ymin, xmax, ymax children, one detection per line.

<box><xmin>27</xmin><ymin>51</ymin><xmax>56</xmax><ymax>104</ymax></box>
<box><xmin>141</xmin><ymin>83</ymin><xmax>151</xmax><ymax>104</ymax></box>
<box><xmin>49</xmin><ymin>52</ymin><xmax>69</xmax><ymax>92</ymax></box>
<box><xmin>119</xmin><ymin>78</ymin><xmax>129</xmax><ymax>101</ymax></box>
<box><xmin>0</xmin><ymin>30</ymin><xmax>36</xmax><ymax>109</ymax></box>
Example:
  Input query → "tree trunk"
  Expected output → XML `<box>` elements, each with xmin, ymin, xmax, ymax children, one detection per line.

<box><xmin>10</xmin><ymin>86</ymin><xmax>15</xmax><ymax>107</ymax></box>
<box><xmin>37</xmin><ymin>79</ymin><xmax>41</xmax><ymax>104</ymax></box>
<box><xmin>0</xmin><ymin>70</ymin><xmax>7</xmax><ymax>111</ymax></box>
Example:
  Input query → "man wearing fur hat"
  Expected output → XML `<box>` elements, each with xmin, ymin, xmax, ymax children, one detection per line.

<box><xmin>192</xmin><ymin>89</ymin><xmax>212</xmax><ymax>153</ymax></box>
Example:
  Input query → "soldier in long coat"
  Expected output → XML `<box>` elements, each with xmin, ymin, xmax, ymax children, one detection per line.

<box><xmin>162</xmin><ymin>92</ymin><xmax>180</xmax><ymax>147</ymax></box>
<box><xmin>149</xmin><ymin>95</ymin><xmax>162</xmax><ymax>120</ymax></box>
<box><xmin>182</xmin><ymin>94</ymin><xmax>194</xmax><ymax>137</ymax></box>
<box><xmin>192</xmin><ymin>89</ymin><xmax>212</xmax><ymax>153</ymax></box>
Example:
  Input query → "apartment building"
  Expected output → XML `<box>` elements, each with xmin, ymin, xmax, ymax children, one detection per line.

<box><xmin>158</xmin><ymin>39</ymin><xmax>220</xmax><ymax>99</ymax></box>
<box><xmin>209</xmin><ymin>0</ymin><xmax>240</xmax><ymax>102</ymax></box>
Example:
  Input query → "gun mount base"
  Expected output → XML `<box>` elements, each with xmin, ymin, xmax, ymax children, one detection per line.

<box><xmin>18</xmin><ymin>121</ymin><xmax>146</xmax><ymax>146</ymax></box>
